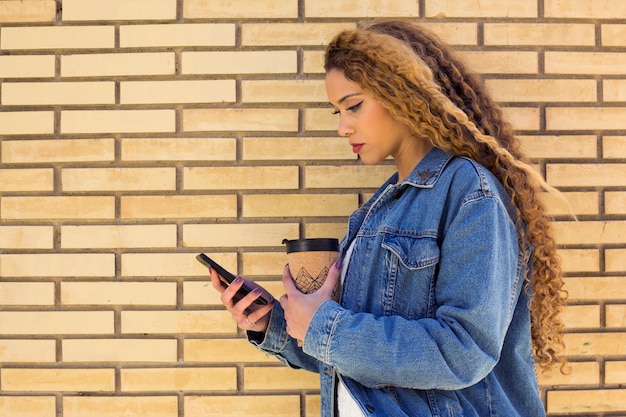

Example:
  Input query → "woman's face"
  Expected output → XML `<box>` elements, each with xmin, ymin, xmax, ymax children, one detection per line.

<box><xmin>325</xmin><ymin>69</ymin><xmax>417</xmax><ymax>166</ymax></box>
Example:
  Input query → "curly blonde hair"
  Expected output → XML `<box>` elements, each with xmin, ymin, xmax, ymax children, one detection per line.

<box><xmin>325</xmin><ymin>20</ymin><xmax>568</xmax><ymax>372</ymax></box>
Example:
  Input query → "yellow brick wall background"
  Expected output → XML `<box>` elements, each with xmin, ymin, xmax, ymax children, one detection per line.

<box><xmin>0</xmin><ymin>0</ymin><xmax>625</xmax><ymax>416</ymax></box>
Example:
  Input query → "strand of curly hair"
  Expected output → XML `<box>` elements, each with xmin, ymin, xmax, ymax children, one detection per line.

<box><xmin>325</xmin><ymin>20</ymin><xmax>568</xmax><ymax>373</ymax></box>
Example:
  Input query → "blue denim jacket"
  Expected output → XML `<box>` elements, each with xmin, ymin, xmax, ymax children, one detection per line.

<box><xmin>250</xmin><ymin>147</ymin><xmax>546</xmax><ymax>417</ymax></box>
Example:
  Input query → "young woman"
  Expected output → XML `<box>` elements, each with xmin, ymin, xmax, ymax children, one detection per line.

<box><xmin>211</xmin><ymin>19</ymin><xmax>567</xmax><ymax>417</ymax></box>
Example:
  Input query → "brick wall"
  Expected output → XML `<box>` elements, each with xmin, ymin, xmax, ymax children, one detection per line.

<box><xmin>0</xmin><ymin>1</ymin><xmax>625</xmax><ymax>416</ymax></box>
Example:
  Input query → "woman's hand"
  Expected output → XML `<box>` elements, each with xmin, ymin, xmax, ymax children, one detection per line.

<box><xmin>280</xmin><ymin>261</ymin><xmax>341</xmax><ymax>342</ymax></box>
<box><xmin>210</xmin><ymin>268</ymin><xmax>275</xmax><ymax>333</ymax></box>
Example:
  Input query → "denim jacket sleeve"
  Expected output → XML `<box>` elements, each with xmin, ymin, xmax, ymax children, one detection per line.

<box><xmin>301</xmin><ymin>193</ymin><xmax>523</xmax><ymax>390</ymax></box>
<box><xmin>247</xmin><ymin>301</ymin><xmax>321</xmax><ymax>373</ymax></box>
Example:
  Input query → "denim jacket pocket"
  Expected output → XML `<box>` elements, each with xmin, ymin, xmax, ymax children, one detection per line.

<box><xmin>381</xmin><ymin>232</ymin><xmax>440</xmax><ymax>319</ymax></box>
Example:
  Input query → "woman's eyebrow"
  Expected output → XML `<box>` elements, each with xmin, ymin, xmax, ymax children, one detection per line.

<box><xmin>329</xmin><ymin>93</ymin><xmax>362</xmax><ymax>106</ymax></box>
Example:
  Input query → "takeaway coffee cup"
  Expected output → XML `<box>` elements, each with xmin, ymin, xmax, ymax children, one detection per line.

<box><xmin>282</xmin><ymin>238</ymin><xmax>340</xmax><ymax>301</ymax></box>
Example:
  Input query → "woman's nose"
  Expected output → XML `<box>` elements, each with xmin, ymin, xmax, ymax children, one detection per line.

<box><xmin>337</xmin><ymin>117</ymin><xmax>353</xmax><ymax>137</ymax></box>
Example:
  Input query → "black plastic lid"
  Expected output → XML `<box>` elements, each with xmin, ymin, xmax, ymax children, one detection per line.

<box><xmin>282</xmin><ymin>238</ymin><xmax>339</xmax><ymax>253</ymax></box>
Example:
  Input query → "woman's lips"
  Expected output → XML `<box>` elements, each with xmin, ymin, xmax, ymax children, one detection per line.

<box><xmin>351</xmin><ymin>144</ymin><xmax>364</xmax><ymax>153</ymax></box>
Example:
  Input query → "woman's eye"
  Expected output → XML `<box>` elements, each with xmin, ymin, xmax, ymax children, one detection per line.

<box><xmin>331</xmin><ymin>109</ymin><xmax>340</xmax><ymax>115</ymax></box>
<box><xmin>347</xmin><ymin>101</ymin><xmax>363</xmax><ymax>112</ymax></box>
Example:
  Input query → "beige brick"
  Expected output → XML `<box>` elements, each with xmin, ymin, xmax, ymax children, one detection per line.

<box><xmin>185</xmin><ymin>395</ymin><xmax>300</xmax><ymax>417</ymax></box>
<box><xmin>120</xmin><ymin>23</ymin><xmax>235</xmax><ymax>47</ymax></box>
<box><xmin>184</xmin><ymin>338</ymin><xmax>279</xmax><ymax>363</ymax></box>
<box><xmin>0</xmin><ymin>311</ymin><xmax>113</xmax><ymax>335</ymax></box>
<box><xmin>2</xmin><ymin>81</ymin><xmax>114</xmax><ymax>106</ymax></box>
<box><xmin>484</xmin><ymin>23</ymin><xmax>595</xmax><ymax>46</ymax></box>
<box><xmin>553</xmin><ymin>221</ymin><xmax>626</xmax><ymax>245</ymax></box>
<box><xmin>0</xmin><ymin>396</ymin><xmax>56</xmax><ymax>417</ymax></box>
<box><xmin>603</xmin><ymin>24</ymin><xmax>626</xmax><ymax>47</ymax></box>
<box><xmin>426</xmin><ymin>0</ymin><xmax>535</xmax><ymax>17</ymax></box>
<box><xmin>546</xmin><ymin>52</ymin><xmax>626</xmax><ymax>75</ymax></box>
<box><xmin>540</xmin><ymin>191</ymin><xmax>598</xmax><ymax>216</ymax></box>
<box><xmin>242</xmin><ymin>252</ymin><xmax>288</xmax><ymax>276</ymax></box>
<box><xmin>184</xmin><ymin>108</ymin><xmax>298</xmax><ymax>132</ymax></box>
<box><xmin>0</xmin><ymin>55</ymin><xmax>55</xmax><ymax>78</ymax></box>
<box><xmin>62</xmin><ymin>282</ymin><xmax>176</xmax><ymax>306</ymax></box>
<box><xmin>182</xmin><ymin>51</ymin><xmax>297</xmax><ymax>75</ymax></box>
<box><xmin>183</xmin><ymin>281</ymin><xmax>224</xmax><ymax>306</ymax></box>
<box><xmin>64</xmin><ymin>397</ymin><xmax>178</xmax><ymax>417</ymax></box>
<box><xmin>564</xmin><ymin>277</ymin><xmax>626</xmax><ymax>302</ymax></box>
<box><xmin>62</xmin><ymin>52</ymin><xmax>175</xmax><ymax>77</ymax></box>
<box><xmin>121</xmin><ymin>137</ymin><xmax>236</xmax><ymax>162</ymax></box>
<box><xmin>561</xmin><ymin>305</ymin><xmax>600</xmax><ymax>329</ymax></box>
<box><xmin>121</xmin><ymin>367</ymin><xmax>237</xmax><ymax>391</ymax></box>
<box><xmin>2</xmin><ymin>368</ymin><xmax>114</xmax><ymax>392</ymax></box>
<box><xmin>63</xmin><ymin>339</ymin><xmax>177</xmax><ymax>362</ymax></box>
<box><xmin>564</xmin><ymin>333</ymin><xmax>626</xmax><ymax>356</ymax></box>
<box><xmin>243</xmin><ymin>137</ymin><xmax>354</xmax><ymax>161</ymax></box>
<box><xmin>0</xmin><ymin>0</ymin><xmax>55</xmax><ymax>23</ymax></box>
<box><xmin>606</xmin><ymin>361</ymin><xmax>626</xmax><ymax>385</ymax></box>
<box><xmin>307</xmin><ymin>0</ymin><xmax>419</xmax><ymax>17</ymax></box>
<box><xmin>62</xmin><ymin>167</ymin><xmax>176</xmax><ymax>191</ymax></box>
<box><xmin>62</xmin><ymin>0</ymin><xmax>176</xmax><ymax>21</ymax></box>
<box><xmin>545</xmin><ymin>0</ymin><xmax>626</xmax><ymax>19</ymax></box>
<box><xmin>121</xmin><ymin>310</ymin><xmax>236</xmax><ymax>334</ymax></box>
<box><xmin>183</xmin><ymin>223</ymin><xmax>299</xmax><ymax>249</ymax></box>
<box><xmin>500</xmin><ymin>107</ymin><xmax>540</xmax><ymax>131</ymax></box>
<box><xmin>183</xmin><ymin>0</ymin><xmax>298</xmax><ymax>18</ymax></box>
<box><xmin>0</xmin><ymin>282</ymin><xmax>54</xmax><ymax>305</ymax></box>
<box><xmin>537</xmin><ymin>361</ymin><xmax>599</xmax><ymax>386</ymax></box>
<box><xmin>0</xmin><ymin>111</ymin><xmax>54</xmax><ymax>135</ymax></box>
<box><xmin>2</xmin><ymin>138</ymin><xmax>115</xmax><ymax>164</ymax></box>
<box><xmin>558</xmin><ymin>249</ymin><xmax>599</xmax><ymax>273</ymax></box>
<box><xmin>606</xmin><ymin>191</ymin><xmax>626</xmax><ymax>215</ymax></box>
<box><xmin>0</xmin><ymin>340</ymin><xmax>56</xmax><ymax>363</ymax></box>
<box><xmin>419</xmin><ymin>23</ymin><xmax>478</xmax><ymax>46</ymax></box>
<box><xmin>461</xmin><ymin>51</ymin><xmax>538</xmax><ymax>74</ymax></box>
<box><xmin>604</xmin><ymin>80</ymin><xmax>626</xmax><ymax>102</ymax></box>
<box><xmin>0</xmin><ymin>26</ymin><xmax>114</xmax><ymax>49</ymax></box>
<box><xmin>61</xmin><ymin>110</ymin><xmax>175</xmax><ymax>134</ymax></box>
<box><xmin>303</xmin><ymin>50</ymin><xmax>326</xmax><ymax>74</ymax></box>
<box><xmin>518</xmin><ymin>135</ymin><xmax>597</xmax><ymax>159</ymax></box>
<box><xmin>305</xmin><ymin>108</ymin><xmax>344</xmax><ymax>132</ymax></box>
<box><xmin>607</xmin><ymin>249</ymin><xmax>626</xmax><ymax>272</ymax></box>
<box><xmin>242</xmin><ymin>23</ymin><xmax>354</xmax><ymax>46</ymax></box>
<box><xmin>486</xmin><ymin>79</ymin><xmax>596</xmax><ymax>103</ymax></box>
<box><xmin>244</xmin><ymin>366</ymin><xmax>319</xmax><ymax>391</ymax></box>
<box><xmin>0</xmin><ymin>168</ymin><xmax>53</xmax><ymax>192</ymax></box>
<box><xmin>121</xmin><ymin>252</ymin><xmax>237</xmax><ymax>277</ymax></box>
<box><xmin>184</xmin><ymin>166</ymin><xmax>299</xmax><ymax>191</ymax></box>
<box><xmin>121</xmin><ymin>80</ymin><xmax>235</xmax><ymax>105</ymax></box>
<box><xmin>604</xmin><ymin>136</ymin><xmax>626</xmax><ymax>159</ymax></box>
<box><xmin>61</xmin><ymin>225</ymin><xmax>177</xmax><ymax>249</ymax></box>
<box><xmin>0</xmin><ymin>253</ymin><xmax>114</xmax><ymax>278</ymax></box>
<box><xmin>61</xmin><ymin>282</ymin><xmax>176</xmax><ymax>306</ymax></box>
<box><xmin>547</xmin><ymin>163</ymin><xmax>626</xmax><ymax>187</ymax></box>
<box><xmin>606</xmin><ymin>305</ymin><xmax>626</xmax><ymax>328</ymax></box>
<box><xmin>305</xmin><ymin>223</ymin><xmax>348</xmax><ymax>240</ymax></box>
<box><xmin>1</xmin><ymin>196</ymin><xmax>115</xmax><ymax>220</ymax></box>
<box><xmin>305</xmin><ymin>165</ymin><xmax>396</xmax><ymax>189</ymax></box>
<box><xmin>243</xmin><ymin>194</ymin><xmax>358</xmax><ymax>218</ymax></box>
<box><xmin>242</xmin><ymin>80</ymin><xmax>327</xmax><ymax>103</ymax></box>
<box><xmin>121</xmin><ymin>195</ymin><xmax>238</xmax><ymax>219</ymax></box>
<box><xmin>547</xmin><ymin>388</ymin><xmax>626</xmax><ymax>413</ymax></box>
<box><xmin>306</xmin><ymin>395</ymin><xmax>321</xmax><ymax>417</ymax></box>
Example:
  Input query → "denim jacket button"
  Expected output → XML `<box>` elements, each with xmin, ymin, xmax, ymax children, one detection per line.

<box><xmin>365</xmin><ymin>404</ymin><xmax>375</xmax><ymax>413</ymax></box>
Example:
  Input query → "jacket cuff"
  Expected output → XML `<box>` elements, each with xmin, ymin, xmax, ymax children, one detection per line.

<box><xmin>247</xmin><ymin>303</ymin><xmax>291</xmax><ymax>353</ymax></box>
<box><xmin>302</xmin><ymin>299</ymin><xmax>344</xmax><ymax>363</ymax></box>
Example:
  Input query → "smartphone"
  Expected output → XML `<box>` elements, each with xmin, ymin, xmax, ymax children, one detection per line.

<box><xmin>196</xmin><ymin>253</ymin><xmax>269</xmax><ymax>307</ymax></box>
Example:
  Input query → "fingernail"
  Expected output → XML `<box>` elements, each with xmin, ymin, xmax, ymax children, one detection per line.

<box><xmin>234</xmin><ymin>276</ymin><xmax>243</xmax><ymax>284</ymax></box>
<box><xmin>334</xmin><ymin>260</ymin><xmax>342</xmax><ymax>269</ymax></box>
<box><xmin>252</xmin><ymin>287</ymin><xmax>262</xmax><ymax>295</ymax></box>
